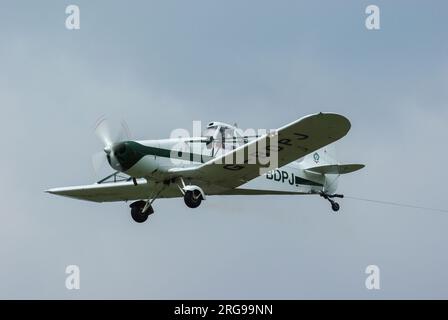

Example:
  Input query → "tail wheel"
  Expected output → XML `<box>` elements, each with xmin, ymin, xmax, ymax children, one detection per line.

<box><xmin>130</xmin><ymin>200</ymin><xmax>150</xmax><ymax>223</ymax></box>
<box><xmin>331</xmin><ymin>202</ymin><xmax>340</xmax><ymax>212</ymax></box>
<box><xmin>184</xmin><ymin>190</ymin><xmax>203</xmax><ymax>208</ymax></box>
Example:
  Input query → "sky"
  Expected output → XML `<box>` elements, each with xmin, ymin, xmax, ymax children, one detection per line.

<box><xmin>0</xmin><ymin>0</ymin><xmax>447</xmax><ymax>299</ymax></box>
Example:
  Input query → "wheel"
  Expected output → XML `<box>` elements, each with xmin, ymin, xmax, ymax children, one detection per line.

<box><xmin>131</xmin><ymin>206</ymin><xmax>149</xmax><ymax>223</ymax></box>
<box><xmin>331</xmin><ymin>202</ymin><xmax>340</xmax><ymax>212</ymax></box>
<box><xmin>184</xmin><ymin>190</ymin><xmax>202</xmax><ymax>208</ymax></box>
<box><xmin>129</xmin><ymin>200</ymin><xmax>151</xmax><ymax>223</ymax></box>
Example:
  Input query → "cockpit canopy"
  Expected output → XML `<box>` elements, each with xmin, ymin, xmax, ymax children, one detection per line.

<box><xmin>202</xmin><ymin>121</ymin><xmax>245</xmax><ymax>149</ymax></box>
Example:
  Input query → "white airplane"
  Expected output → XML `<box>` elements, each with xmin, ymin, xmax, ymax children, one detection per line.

<box><xmin>46</xmin><ymin>112</ymin><xmax>365</xmax><ymax>223</ymax></box>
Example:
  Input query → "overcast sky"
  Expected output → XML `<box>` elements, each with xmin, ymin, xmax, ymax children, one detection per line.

<box><xmin>0</xmin><ymin>0</ymin><xmax>447</xmax><ymax>299</ymax></box>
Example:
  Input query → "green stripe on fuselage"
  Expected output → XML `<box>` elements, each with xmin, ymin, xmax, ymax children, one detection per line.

<box><xmin>114</xmin><ymin>141</ymin><xmax>213</xmax><ymax>171</ymax></box>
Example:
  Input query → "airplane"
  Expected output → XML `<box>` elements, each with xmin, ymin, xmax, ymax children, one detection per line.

<box><xmin>46</xmin><ymin>112</ymin><xmax>365</xmax><ymax>223</ymax></box>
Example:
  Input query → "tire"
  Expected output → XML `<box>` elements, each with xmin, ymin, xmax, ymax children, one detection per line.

<box><xmin>184</xmin><ymin>190</ymin><xmax>202</xmax><ymax>208</ymax></box>
<box><xmin>331</xmin><ymin>202</ymin><xmax>340</xmax><ymax>212</ymax></box>
<box><xmin>130</xmin><ymin>201</ymin><xmax>150</xmax><ymax>223</ymax></box>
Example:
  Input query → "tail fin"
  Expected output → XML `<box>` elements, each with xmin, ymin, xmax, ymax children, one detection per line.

<box><xmin>300</xmin><ymin>144</ymin><xmax>364</xmax><ymax>193</ymax></box>
<box><xmin>301</xmin><ymin>144</ymin><xmax>364</xmax><ymax>174</ymax></box>
<box><xmin>300</xmin><ymin>144</ymin><xmax>338</xmax><ymax>169</ymax></box>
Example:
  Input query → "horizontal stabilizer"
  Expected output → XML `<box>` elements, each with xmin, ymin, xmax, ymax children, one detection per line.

<box><xmin>305</xmin><ymin>164</ymin><xmax>365</xmax><ymax>175</ymax></box>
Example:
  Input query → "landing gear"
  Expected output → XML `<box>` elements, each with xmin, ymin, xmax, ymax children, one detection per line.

<box><xmin>320</xmin><ymin>192</ymin><xmax>344</xmax><ymax>213</ymax></box>
<box><xmin>129</xmin><ymin>200</ymin><xmax>153</xmax><ymax>223</ymax></box>
<box><xmin>129</xmin><ymin>183</ymin><xmax>164</xmax><ymax>223</ymax></box>
<box><xmin>177</xmin><ymin>177</ymin><xmax>205</xmax><ymax>209</ymax></box>
<box><xmin>331</xmin><ymin>202</ymin><xmax>340</xmax><ymax>212</ymax></box>
<box><xmin>184</xmin><ymin>190</ymin><xmax>203</xmax><ymax>208</ymax></box>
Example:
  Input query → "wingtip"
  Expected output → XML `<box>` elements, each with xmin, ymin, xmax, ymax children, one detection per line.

<box><xmin>45</xmin><ymin>188</ymin><xmax>59</xmax><ymax>195</ymax></box>
<box><xmin>316</xmin><ymin>111</ymin><xmax>351</xmax><ymax>125</ymax></box>
<box><xmin>352</xmin><ymin>164</ymin><xmax>366</xmax><ymax>172</ymax></box>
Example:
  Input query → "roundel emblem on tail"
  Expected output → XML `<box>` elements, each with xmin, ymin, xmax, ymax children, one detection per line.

<box><xmin>313</xmin><ymin>152</ymin><xmax>320</xmax><ymax>163</ymax></box>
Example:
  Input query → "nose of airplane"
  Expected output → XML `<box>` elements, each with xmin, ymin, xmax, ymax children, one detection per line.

<box><xmin>104</xmin><ymin>142</ymin><xmax>126</xmax><ymax>171</ymax></box>
<box><xmin>105</xmin><ymin>141</ymin><xmax>142</xmax><ymax>172</ymax></box>
<box><xmin>113</xmin><ymin>142</ymin><xmax>127</xmax><ymax>156</ymax></box>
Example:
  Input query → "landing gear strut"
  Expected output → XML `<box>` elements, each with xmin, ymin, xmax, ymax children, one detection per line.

<box><xmin>320</xmin><ymin>192</ymin><xmax>344</xmax><ymax>212</ymax></box>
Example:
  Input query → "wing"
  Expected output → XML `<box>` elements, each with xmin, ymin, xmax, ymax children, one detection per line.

<box><xmin>46</xmin><ymin>179</ymin><xmax>180</xmax><ymax>203</ymax></box>
<box><xmin>170</xmin><ymin>112</ymin><xmax>351</xmax><ymax>189</ymax></box>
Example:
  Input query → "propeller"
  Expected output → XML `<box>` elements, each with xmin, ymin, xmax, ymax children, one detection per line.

<box><xmin>91</xmin><ymin>116</ymin><xmax>131</xmax><ymax>177</ymax></box>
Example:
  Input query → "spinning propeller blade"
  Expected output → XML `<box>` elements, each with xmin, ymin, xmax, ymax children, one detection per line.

<box><xmin>91</xmin><ymin>116</ymin><xmax>131</xmax><ymax>176</ymax></box>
